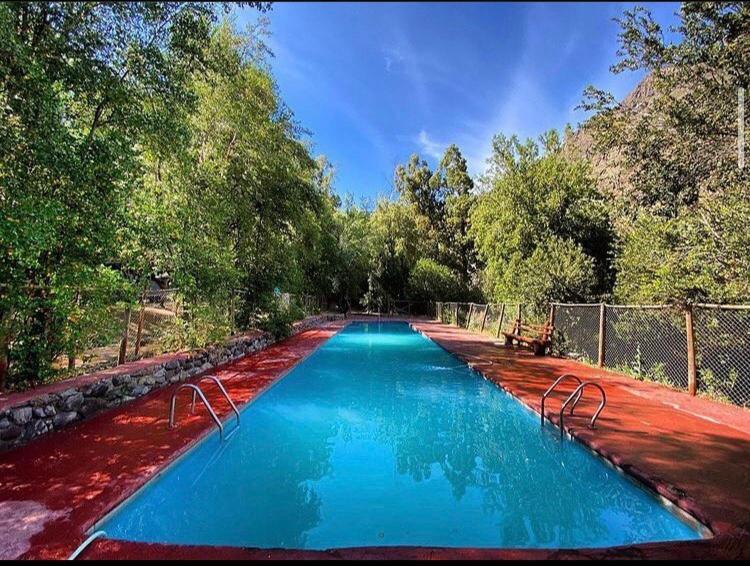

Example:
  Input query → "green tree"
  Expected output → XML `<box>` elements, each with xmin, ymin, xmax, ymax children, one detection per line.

<box><xmin>581</xmin><ymin>2</ymin><xmax>750</xmax><ymax>303</ymax></box>
<box><xmin>0</xmin><ymin>2</ymin><xmax>272</xmax><ymax>388</ymax></box>
<box><xmin>407</xmin><ymin>258</ymin><xmax>461</xmax><ymax>302</ymax></box>
<box><xmin>471</xmin><ymin>131</ymin><xmax>613</xmax><ymax>312</ymax></box>
<box><xmin>430</xmin><ymin>144</ymin><xmax>477</xmax><ymax>285</ymax></box>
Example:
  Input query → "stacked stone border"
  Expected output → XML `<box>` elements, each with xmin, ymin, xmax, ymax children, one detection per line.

<box><xmin>0</xmin><ymin>314</ymin><xmax>342</xmax><ymax>451</ymax></box>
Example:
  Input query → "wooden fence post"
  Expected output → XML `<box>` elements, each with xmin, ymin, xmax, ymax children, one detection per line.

<box><xmin>466</xmin><ymin>303</ymin><xmax>473</xmax><ymax>329</ymax></box>
<box><xmin>118</xmin><ymin>306</ymin><xmax>132</xmax><ymax>365</ymax></box>
<box><xmin>685</xmin><ymin>304</ymin><xmax>697</xmax><ymax>396</ymax></box>
<box><xmin>516</xmin><ymin>304</ymin><xmax>522</xmax><ymax>334</ymax></box>
<box><xmin>454</xmin><ymin>303</ymin><xmax>459</xmax><ymax>325</ymax></box>
<box><xmin>134</xmin><ymin>296</ymin><xmax>146</xmax><ymax>358</ymax></box>
<box><xmin>229</xmin><ymin>291</ymin><xmax>237</xmax><ymax>335</ymax></box>
<box><xmin>597</xmin><ymin>303</ymin><xmax>606</xmax><ymax>367</ymax></box>
<box><xmin>496</xmin><ymin>304</ymin><xmax>506</xmax><ymax>338</ymax></box>
<box><xmin>480</xmin><ymin>304</ymin><xmax>489</xmax><ymax>333</ymax></box>
<box><xmin>549</xmin><ymin>303</ymin><xmax>557</xmax><ymax>327</ymax></box>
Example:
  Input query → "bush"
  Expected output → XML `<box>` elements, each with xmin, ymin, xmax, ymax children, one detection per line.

<box><xmin>258</xmin><ymin>301</ymin><xmax>304</xmax><ymax>340</ymax></box>
<box><xmin>407</xmin><ymin>258</ymin><xmax>461</xmax><ymax>302</ymax></box>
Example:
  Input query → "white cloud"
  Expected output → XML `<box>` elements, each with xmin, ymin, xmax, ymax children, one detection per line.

<box><xmin>416</xmin><ymin>130</ymin><xmax>446</xmax><ymax>161</ymax></box>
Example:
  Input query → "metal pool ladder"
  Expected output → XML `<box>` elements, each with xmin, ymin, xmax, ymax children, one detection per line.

<box><xmin>557</xmin><ymin>382</ymin><xmax>607</xmax><ymax>439</ymax></box>
<box><xmin>540</xmin><ymin>373</ymin><xmax>583</xmax><ymax>426</ymax></box>
<box><xmin>168</xmin><ymin>376</ymin><xmax>240</xmax><ymax>441</ymax></box>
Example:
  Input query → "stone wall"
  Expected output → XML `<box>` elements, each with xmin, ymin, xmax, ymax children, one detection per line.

<box><xmin>0</xmin><ymin>314</ymin><xmax>342</xmax><ymax>452</ymax></box>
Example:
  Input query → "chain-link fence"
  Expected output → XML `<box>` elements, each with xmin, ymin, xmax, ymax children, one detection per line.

<box><xmin>553</xmin><ymin>302</ymin><xmax>750</xmax><ymax>408</ymax></box>
<box><xmin>604</xmin><ymin>305</ymin><xmax>688</xmax><ymax>390</ymax></box>
<box><xmin>434</xmin><ymin>300</ymin><xmax>750</xmax><ymax>408</ymax></box>
<box><xmin>552</xmin><ymin>303</ymin><xmax>599</xmax><ymax>363</ymax></box>
<box><xmin>693</xmin><ymin>305</ymin><xmax>750</xmax><ymax>407</ymax></box>
<box><xmin>435</xmin><ymin>302</ymin><xmax>520</xmax><ymax>338</ymax></box>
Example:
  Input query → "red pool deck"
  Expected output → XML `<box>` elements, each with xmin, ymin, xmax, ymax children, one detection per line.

<box><xmin>1</xmin><ymin>318</ymin><xmax>749</xmax><ymax>560</ymax></box>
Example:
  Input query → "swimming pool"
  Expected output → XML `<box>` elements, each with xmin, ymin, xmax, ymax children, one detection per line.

<box><xmin>100</xmin><ymin>321</ymin><xmax>703</xmax><ymax>549</ymax></box>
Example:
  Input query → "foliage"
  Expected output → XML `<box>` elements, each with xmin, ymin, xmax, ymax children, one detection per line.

<box><xmin>582</xmin><ymin>2</ymin><xmax>750</xmax><ymax>303</ymax></box>
<box><xmin>471</xmin><ymin>131</ymin><xmax>613</xmax><ymax>312</ymax></box>
<box><xmin>407</xmin><ymin>259</ymin><xmax>462</xmax><ymax>303</ymax></box>
<box><xmin>0</xmin><ymin>2</ymin><xmax>269</xmax><ymax>387</ymax></box>
<box><xmin>257</xmin><ymin>300</ymin><xmax>303</xmax><ymax>341</ymax></box>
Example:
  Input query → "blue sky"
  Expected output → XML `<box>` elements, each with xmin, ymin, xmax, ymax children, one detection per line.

<box><xmin>238</xmin><ymin>2</ymin><xmax>681</xmax><ymax>201</ymax></box>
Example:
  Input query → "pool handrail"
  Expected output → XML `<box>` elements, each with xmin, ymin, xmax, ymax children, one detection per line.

<box><xmin>169</xmin><ymin>384</ymin><xmax>224</xmax><ymax>440</ymax></box>
<box><xmin>540</xmin><ymin>373</ymin><xmax>583</xmax><ymax>427</ymax></box>
<box><xmin>191</xmin><ymin>375</ymin><xmax>240</xmax><ymax>428</ymax></box>
<box><xmin>558</xmin><ymin>382</ymin><xmax>607</xmax><ymax>439</ymax></box>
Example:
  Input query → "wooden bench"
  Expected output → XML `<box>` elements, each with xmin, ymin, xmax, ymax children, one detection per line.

<box><xmin>502</xmin><ymin>319</ymin><xmax>554</xmax><ymax>356</ymax></box>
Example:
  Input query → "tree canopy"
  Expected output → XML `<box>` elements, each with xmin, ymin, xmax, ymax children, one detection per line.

<box><xmin>1</xmin><ymin>1</ymin><xmax>747</xmax><ymax>390</ymax></box>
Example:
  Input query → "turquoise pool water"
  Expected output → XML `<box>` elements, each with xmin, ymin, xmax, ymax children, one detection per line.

<box><xmin>101</xmin><ymin>321</ymin><xmax>702</xmax><ymax>549</ymax></box>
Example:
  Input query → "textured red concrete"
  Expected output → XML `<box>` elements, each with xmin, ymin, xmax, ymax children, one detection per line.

<box><xmin>4</xmin><ymin>318</ymin><xmax>750</xmax><ymax>560</ymax></box>
<box><xmin>0</xmin><ymin>323</ymin><xmax>344</xmax><ymax>560</ymax></box>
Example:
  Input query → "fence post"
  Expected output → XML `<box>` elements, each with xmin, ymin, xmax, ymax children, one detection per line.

<box><xmin>229</xmin><ymin>290</ymin><xmax>236</xmax><ymax>335</ymax></box>
<box><xmin>480</xmin><ymin>304</ymin><xmax>489</xmax><ymax>333</ymax></box>
<box><xmin>548</xmin><ymin>303</ymin><xmax>557</xmax><ymax>327</ymax></box>
<box><xmin>454</xmin><ymin>303</ymin><xmax>459</xmax><ymax>325</ymax></box>
<box><xmin>685</xmin><ymin>304</ymin><xmax>697</xmax><ymax>396</ymax></box>
<box><xmin>496</xmin><ymin>304</ymin><xmax>506</xmax><ymax>338</ymax></box>
<box><xmin>466</xmin><ymin>303</ymin><xmax>473</xmax><ymax>328</ymax></box>
<box><xmin>516</xmin><ymin>304</ymin><xmax>522</xmax><ymax>333</ymax></box>
<box><xmin>118</xmin><ymin>306</ymin><xmax>132</xmax><ymax>365</ymax></box>
<box><xmin>597</xmin><ymin>303</ymin><xmax>606</xmax><ymax>367</ymax></box>
<box><xmin>134</xmin><ymin>295</ymin><xmax>146</xmax><ymax>359</ymax></box>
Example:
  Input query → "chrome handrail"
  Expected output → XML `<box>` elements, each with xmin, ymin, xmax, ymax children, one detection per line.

<box><xmin>67</xmin><ymin>530</ymin><xmax>106</xmax><ymax>560</ymax></box>
<box><xmin>558</xmin><ymin>382</ymin><xmax>607</xmax><ymax>439</ymax></box>
<box><xmin>191</xmin><ymin>375</ymin><xmax>240</xmax><ymax>428</ymax></box>
<box><xmin>540</xmin><ymin>373</ymin><xmax>583</xmax><ymax>426</ymax></box>
<box><xmin>169</xmin><ymin>384</ymin><xmax>224</xmax><ymax>440</ymax></box>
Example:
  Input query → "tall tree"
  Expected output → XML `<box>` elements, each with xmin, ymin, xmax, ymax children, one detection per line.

<box><xmin>0</xmin><ymin>3</ymin><xmax>269</xmax><ymax>388</ymax></box>
<box><xmin>581</xmin><ymin>2</ymin><xmax>750</xmax><ymax>302</ymax></box>
<box><xmin>471</xmin><ymin>131</ymin><xmax>613</xmax><ymax>312</ymax></box>
<box><xmin>430</xmin><ymin>145</ymin><xmax>477</xmax><ymax>285</ymax></box>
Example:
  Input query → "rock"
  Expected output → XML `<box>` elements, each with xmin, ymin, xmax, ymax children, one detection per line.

<box><xmin>33</xmin><ymin>407</ymin><xmax>46</xmax><ymax>418</ymax></box>
<box><xmin>31</xmin><ymin>394</ymin><xmax>53</xmax><ymax>407</ymax></box>
<box><xmin>27</xmin><ymin>419</ymin><xmax>48</xmax><ymax>437</ymax></box>
<box><xmin>165</xmin><ymin>359</ymin><xmax>180</xmax><ymax>370</ymax></box>
<box><xmin>200</xmin><ymin>362</ymin><xmax>212</xmax><ymax>372</ymax></box>
<box><xmin>59</xmin><ymin>388</ymin><xmax>79</xmax><ymax>399</ymax></box>
<box><xmin>154</xmin><ymin>368</ymin><xmax>167</xmax><ymax>380</ymax></box>
<box><xmin>44</xmin><ymin>405</ymin><xmax>56</xmax><ymax>417</ymax></box>
<box><xmin>52</xmin><ymin>411</ymin><xmax>79</xmax><ymax>428</ymax></box>
<box><xmin>80</xmin><ymin>397</ymin><xmax>108</xmax><ymax>417</ymax></box>
<box><xmin>10</xmin><ymin>406</ymin><xmax>32</xmax><ymax>425</ymax></box>
<box><xmin>112</xmin><ymin>375</ymin><xmax>132</xmax><ymax>386</ymax></box>
<box><xmin>88</xmin><ymin>380</ymin><xmax>113</xmax><ymax>397</ymax></box>
<box><xmin>61</xmin><ymin>392</ymin><xmax>84</xmax><ymax>412</ymax></box>
<box><xmin>0</xmin><ymin>424</ymin><xmax>23</xmax><ymax>441</ymax></box>
<box><xmin>130</xmin><ymin>385</ymin><xmax>149</xmax><ymax>397</ymax></box>
<box><xmin>0</xmin><ymin>418</ymin><xmax>11</xmax><ymax>430</ymax></box>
